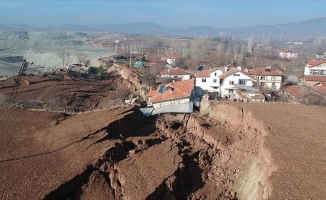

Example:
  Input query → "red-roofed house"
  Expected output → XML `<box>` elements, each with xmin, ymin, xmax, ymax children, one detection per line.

<box><xmin>304</xmin><ymin>60</ymin><xmax>326</xmax><ymax>76</ymax></box>
<box><xmin>159</xmin><ymin>67</ymin><xmax>191</xmax><ymax>80</ymax></box>
<box><xmin>283</xmin><ymin>85</ymin><xmax>326</xmax><ymax>105</ymax></box>
<box><xmin>244</xmin><ymin>67</ymin><xmax>284</xmax><ymax>90</ymax></box>
<box><xmin>194</xmin><ymin>68</ymin><xmax>223</xmax><ymax>92</ymax></box>
<box><xmin>303</xmin><ymin>75</ymin><xmax>326</xmax><ymax>86</ymax></box>
<box><xmin>145</xmin><ymin>79</ymin><xmax>196</xmax><ymax>114</ymax></box>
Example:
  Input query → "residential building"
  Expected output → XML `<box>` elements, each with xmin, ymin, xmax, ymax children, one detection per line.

<box><xmin>279</xmin><ymin>50</ymin><xmax>298</xmax><ymax>59</ymax></box>
<box><xmin>303</xmin><ymin>75</ymin><xmax>326</xmax><ymax>86</ymax></box>
<box><xmin>194</xmin><ymin>68</ymin><xmax>223</xmax><ymax>92</ymax></box>
<box><xmin>144</xmin><ymin>79</ymin><xmax>197</xmax><ymax>115</ymax></box>
<box><xmin>159</xmin><ymin>67</ymin><xmax>191</xmax><ymax>80</ymax></box>
<box><xmin>244</xmin><ymin>67</ymin><xmax>284</xmax><ymax>91</ymax></box>
<box><xmin>162</xmin><ymin>54</ymin><xmax>179</xmax><ymax>66</ymax></box>
<box><xmin>219</xmin><ymin>68</ymin><xmax>254</xmax><ymax>98</ymax></box>
<box><xmin>304</xmin><ymin>60</ymin><xmax>326</xmax><ymax>76</ymax></box>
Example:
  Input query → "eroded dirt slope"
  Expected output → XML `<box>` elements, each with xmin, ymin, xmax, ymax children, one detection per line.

<box><xmin>205</xmin><ymin>102</ymin><xmax>326</xmax><ymax>200</ymax></box>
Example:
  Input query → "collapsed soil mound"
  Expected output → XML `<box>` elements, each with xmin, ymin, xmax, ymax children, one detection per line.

<box><xmin>1</xmin><ymin>100</ymin><xmax>325</xmax><ymax>199</ymax></box>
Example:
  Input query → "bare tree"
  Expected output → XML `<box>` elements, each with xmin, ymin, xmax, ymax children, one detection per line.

<box><xmin>77</xmin><ymin>52</ymin><xmax>87</xmax><ymax>65</ymax></box>
<box><xmin>56</xmin><ymin>49</ymin><xmax>71</xmax><ymax>68</ymax></box>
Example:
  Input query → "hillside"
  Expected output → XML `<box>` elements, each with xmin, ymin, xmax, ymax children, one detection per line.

<box><xmin>3</xmin><ymin>17</ymin><xmax>325</xmax><ymax>39</ymax></box>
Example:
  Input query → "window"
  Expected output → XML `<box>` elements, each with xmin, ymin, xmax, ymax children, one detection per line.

<box><xmin>202</xmin><ymin>78</ymin><xmax>206</xmax><ymax>82</ymax></box>
<box><xmin>214</xmin><ymin>72</ymin><xmax>217</xmax><ymax>76</ymax></box>
<box><xmin>260</xmin><ymin>76</ymin><xmax>265</xmax><ymax>80</ymax></box>
<box><xmin>229</xmin><ymin>89</ymin><xmax>234</xmax><ymax>93</ymax></box>
<box><xmin>233</xmin><ymin>73</ymin><xmax>240</xmax><ymax>76</ymax></box>
<box><xmin>271</xmin><ymin>76</ymin><xmax>276</xmax><ymax>80</ymax></box>
<box><xmin>239</xmin><ymin>80</ymin><xmax>246</xmax><ymax>85</ymax></box>
<box><xmin>229</xmin><ymin>81</ymin><xmax>234</xmax><ymax>85</ymax></box>
<box><xmin>213</xmin><ymin>79</ymin><xmax>217</xmax><ymax>83</ymax></box>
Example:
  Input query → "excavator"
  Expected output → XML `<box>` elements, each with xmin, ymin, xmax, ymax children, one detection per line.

<box><xmin>10</xmin><ymin>59</ymin><xmax>33</xmax><ymax>102</ymax></box>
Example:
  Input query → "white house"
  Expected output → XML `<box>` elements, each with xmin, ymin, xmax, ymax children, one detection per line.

<box><xmin>159</xmin><ymin>67</ymin><xmax>191</xmax><ymax>80</ymax></box>
<box><xmin>162</xmin><ymin>55</ymin><xmax>179</xmax><ymax>66</ymax></box>
<box><xmin>194</xmin><ymin>68</ymin><xmax>223</xmax><ymax>93</ymax></box>
<box><xmin>244</xmin><ymin>67</ymin><xmax>284</xmax><ymax>91</ymax></box>
<box><xmin>219</xmin><ymin>68</ymin><xmax>253</xmax><ymax>98</ymax></box>
<box><xmin>304</xmin><ymin>60</ymin><xmax>326</xmax><ymax>76</ymax></box>
<box><xmin>279</xmin><ymin>50</ymin><xmax>298</xmax><ymax>59</ymax></box>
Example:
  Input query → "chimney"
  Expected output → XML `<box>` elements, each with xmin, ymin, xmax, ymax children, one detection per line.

<box><xmin>224</xmin><ymin>66</ymin><xmax>227</xmax><ymax>72</ymax></box>
<box><xmin>244</xmin><ymin>68</ymin><xmax>248</xmax><ymax>73</ymax></box>
<box><xmin>237</xmin><ymin>66</ymin><xmax>242</xmax><ymax>70</ymax></box>
<box><xmin>265</xmin><ymin>66</ymin><xmax>271</xmax><ymax>72</ymax></box>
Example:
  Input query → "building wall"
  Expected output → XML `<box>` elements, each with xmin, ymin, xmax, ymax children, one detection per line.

<box><xmin>152</xmin><ymin>97</ymin><xmax>190</xmax><ymax>109</ymax></box>
<box><xmin>304</xmin><ymin>64</ymin><xmax>326</xmax><ymax>76</ymax></box>
<box><xmin>258</xmin><ymin>75</ymin><xmax>283</xmax><ymax>90</ymax></box>
<box><xmin>195</xmin><ymin>70</ymin><xmax>223</xmax><ymax>92</ymax></box>
<box><xmin>220</xmin><ymin>72</ymin><xmax>253</xmax><ymax>97</ymax></box>
<box><xmin>161</xmin><ymin>74</ymin><xmax>190</xmax><ymax>80</ymax></box>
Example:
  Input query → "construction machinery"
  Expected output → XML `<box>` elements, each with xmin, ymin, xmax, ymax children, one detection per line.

<box><xmin>10</xmin><ymin>59</ymin><xmax>33</xmax><ymax>102</ymax></box>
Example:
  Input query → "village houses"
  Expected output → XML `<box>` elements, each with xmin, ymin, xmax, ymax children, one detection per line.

<box><xmin>194</xmin><ymin>66</ymin><xmax>259</xmax><ymax>99</ymax></box>
<box><xmin>279</xmin><ymin>50</ymin><xmax>298</xmax><ymax>59</ymax></box>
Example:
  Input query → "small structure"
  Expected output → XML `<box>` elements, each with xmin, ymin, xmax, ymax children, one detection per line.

<box><xmin>67</xmin><ymin>64</ymin><xmax>90</xmax><ymax>76</ymax></box>
<box><xmin>279</xmin><ymin>50</ymin><xmax>298</xmax><ymax>59</ymax></box>
<box><xmin>134</xmin><ymin>61</ymin><xmax>144</xmax><ymax>68</ymax></box>
<box><xmin>159</xmin><ymin>67</ymin><xmax>191</xmax><ymax>81</ymax></box>
<box><xmin>162</xmin><ymin>54</ymin><xmax>179</xmax><ymax>66</ymax></box>
<box><xmin>144</xmin><ymin>79</ymin><xmax>197</xmax><ymax>115</ymax></box>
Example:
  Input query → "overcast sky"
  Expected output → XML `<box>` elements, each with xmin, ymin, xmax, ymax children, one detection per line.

<box><xmin>0</xmin><ymin>0</ymin><xmax>325</xmax><ymax>29</ymax></box>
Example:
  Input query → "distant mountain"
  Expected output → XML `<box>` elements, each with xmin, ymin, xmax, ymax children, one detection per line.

<box><xmin>237</xmin><ymin>17</ymin><xmax>326</xmax><ymax>39</ymax></box>
<box><xmin>1</xmin><ymin>17</ymin><xmax>326</xmax><ymax>39</ymax></box>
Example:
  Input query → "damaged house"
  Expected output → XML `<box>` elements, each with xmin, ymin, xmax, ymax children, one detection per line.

<box><xmin>141</xmin><ymin>79</ymin><xmax>200</xmax><ymax>116</ymax></box>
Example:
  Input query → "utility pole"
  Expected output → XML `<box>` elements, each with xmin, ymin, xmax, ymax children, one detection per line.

<box><xmin>252</xmin><ymin>46</ymin><xmax>260</xmax><ymax>96</ymax></box>
<box><xmin>129</xmin><ymin>43</ymin><xmax>132</xmax><ymax>66</ymax></box>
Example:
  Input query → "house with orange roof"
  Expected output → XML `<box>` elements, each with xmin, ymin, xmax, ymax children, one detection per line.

<box><xmin>159</xmin><ymin>67</ymin><xmax>191</xmax><ymax>80</ymax></box>
<box><xmin>303</xmin><ymin>75</ymin><xmax>326</xmax><ymax>86</ymax></box>
<box><xmin>144</xmin><ymin>79</ymin><xmax>198</xmax><ymax>115</ymax></box>
<box><xmin>194</xmin><ymin>68</ymin><xmax>223</xmax><ymax>92</ymax></box>
<box><xmin>244</xmin><ymin>67</ymin><xmax>284</xmax><ymax>91</ymax></box>
<box><xmin>283</xmin><ymin>85</ymin><xmax>312</xmax><ymax>103</ymax></box>
<box><xmin>304</xmin><ymin>60</ymin><xmax>326</xmax><ymax>76</ymax></box>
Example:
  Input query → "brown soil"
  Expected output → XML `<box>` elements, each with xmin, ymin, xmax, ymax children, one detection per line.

<box><xmin>203</xmin><ymin>102</ymin><xmax>326</xmax><ymax>199</ymax></box>
<box><xmin>1</xmin><ymin>71</ymin><xmax>325</xmax><ymax>199</ymax></box>
<box><xmin>0</xmin><ymin>75</ymin><xmax>123</xmax><ymax>112</ymax></box>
